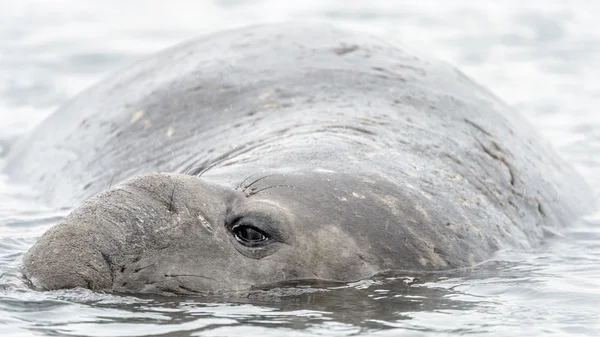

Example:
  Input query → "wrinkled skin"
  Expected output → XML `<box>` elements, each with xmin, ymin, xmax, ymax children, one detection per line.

<box><xmin>8</xmin><ymin>23</ymin><xmax>593</xmax><ymax>295</ymax></box>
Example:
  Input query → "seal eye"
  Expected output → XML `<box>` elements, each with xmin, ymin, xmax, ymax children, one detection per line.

<box><xmin>231</xmin><ymin>222</ymin><xmax>270</xmax><ymax>246</ymax></box>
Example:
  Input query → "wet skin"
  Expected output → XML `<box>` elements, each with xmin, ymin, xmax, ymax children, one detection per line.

<box><xmin>11</xmin><ymin>23</ymin><xmax>593</xmax><ymax>295</ymax></box>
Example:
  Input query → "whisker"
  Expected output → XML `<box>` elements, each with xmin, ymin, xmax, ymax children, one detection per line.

<box><xmin>248</xmin><ymin>184</ymin><xmax>297</xmax><ymax>196</ymax></box>
<box><xmin>107</xmin><ymin>171</ymin><xmax>116</xmax><ymax>190</ymax></box>
<box><xmin>237</xmin><ymin>172</ymin><xmax>262</xmax><ymax>190</ymax></box>
<box><xmin>242</xmin><ymin>174</ymin><xmax>282</xmax><ymax>193</ymax></box>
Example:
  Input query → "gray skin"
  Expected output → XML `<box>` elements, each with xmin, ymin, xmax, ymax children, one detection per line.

<box><xmin>8</xmin><ymin>23</ymin><xmax>593</xmax><ymax>295</ymax></box>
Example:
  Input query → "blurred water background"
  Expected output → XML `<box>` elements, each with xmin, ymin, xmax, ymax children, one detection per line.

<box><xmin>1</xmin><ymin>1</ymin><xmax>599</xmax><ymax>336</ymax></box>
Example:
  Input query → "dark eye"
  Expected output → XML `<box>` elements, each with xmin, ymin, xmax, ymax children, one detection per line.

<box><xmin>231</xmin><ymin>222</ymin><xmax>270</xmax><ymax>246</ymax></box>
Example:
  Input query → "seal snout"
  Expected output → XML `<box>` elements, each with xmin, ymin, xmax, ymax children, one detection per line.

<box><xmin>22</xmin><ymin>172</ymin><xmax>231</xmax><ymax>292</ymax></box>
<box><xmin>22</xmin><ymin>217</ymin><xmax>114</xmax><ymax>291</ymax></box>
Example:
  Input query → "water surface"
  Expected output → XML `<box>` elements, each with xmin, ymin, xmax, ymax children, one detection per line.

<box><xmin>1</xmin><ymin>1</ymin><xmax>599</xmax><ymax>336</ymax></box>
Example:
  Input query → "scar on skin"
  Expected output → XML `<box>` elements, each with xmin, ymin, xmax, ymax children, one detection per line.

<box><xmin>352</xmin><ymin>192</ymin><xmax>365</xmax><ymax>199</ymax></box>
<box><xmin>131</xmin><ymin>110</ymin><xmax>144</xmax><ymax>123</ymax></box>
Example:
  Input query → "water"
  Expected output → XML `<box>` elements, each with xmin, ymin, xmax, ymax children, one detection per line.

<box><xmin>1</xmin><ymin>1</ymin><xmax>600</xmax><ymax>336</ymax></box>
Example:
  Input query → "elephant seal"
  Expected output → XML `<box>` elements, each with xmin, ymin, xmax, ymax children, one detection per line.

<box><xmin>11</xmin><ymin>22</ymin><xmax>592</xmax><ymax>295</ymax></box>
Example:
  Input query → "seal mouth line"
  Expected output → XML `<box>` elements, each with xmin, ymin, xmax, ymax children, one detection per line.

<box><xmin>165</xmin><ymin>273</ymin><xmax>217</xmax><ymax>281</ymax></box>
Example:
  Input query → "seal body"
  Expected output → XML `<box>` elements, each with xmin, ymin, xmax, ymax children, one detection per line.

<box><xmin>11</xmin><ymin>23</ymin><xmax>592</xmax><ymax>295</ymax></box>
